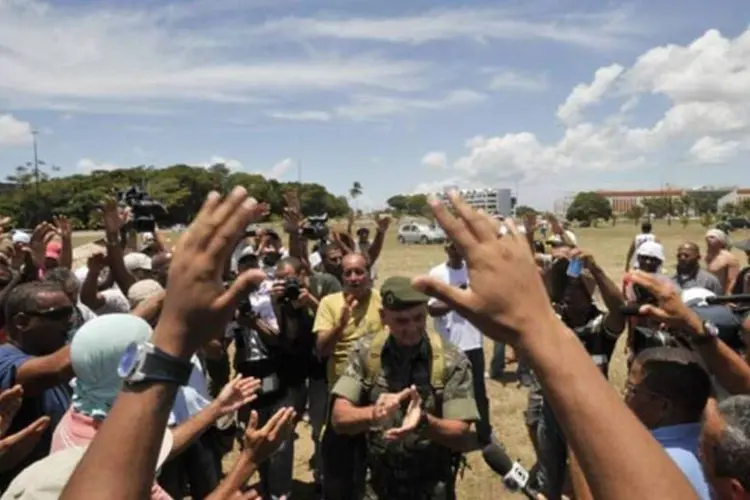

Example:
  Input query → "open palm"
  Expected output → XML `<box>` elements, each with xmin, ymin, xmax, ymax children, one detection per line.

<box><xmin>383</xmin><ymin>386</ymin><xmax>422</xmax><ymax>441</ymax></box>
<box><xmin>215</xmin><ymin>376</ymin><xmax>261</xmax><ymax>416</ymax></box>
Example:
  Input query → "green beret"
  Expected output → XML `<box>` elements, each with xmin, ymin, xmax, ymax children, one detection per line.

<box><xmin>380</xmin><ymin>276</ymin><xmax>429</xmax><ymax>310</ymax></box>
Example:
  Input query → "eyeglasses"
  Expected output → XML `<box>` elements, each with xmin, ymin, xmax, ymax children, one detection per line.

<box><xmin>25</xmin><ymin>305</ymin><xmax>75</xmax><ymax>322</ymax></box>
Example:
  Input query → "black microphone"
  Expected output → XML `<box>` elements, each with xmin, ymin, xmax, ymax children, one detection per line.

<box><xmin>482</xmin><ymin>441</ymin><xmax>540</xmax><ymax>500</ymax></box>
<box><xmin>705</xmin><ymin>294</ymin><xmax>750</xmax><ymax>305</ymax></box>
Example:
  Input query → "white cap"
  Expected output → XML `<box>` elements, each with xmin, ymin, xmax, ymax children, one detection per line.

<box><xmin>123</xmin><ymin>252</ymin><xmax>152</xmax><ymax>272</ymax></box>
<box><xmin>11</xmin><ymin>232</ymin><xmax>30</xmax><ymax>245</ymax></box>
<box><xmin>547</xmin><ymin>230</ymin><xmax>577</xmax><ymax>246</ymax></box>
<box><xmin>681</xmin><ymin>287</ymin><xmax>716</xmax><ymax>307</ymax></box>
<box><xmin>636</xmin><ymin>241</ymin><xmax>665</xmax><ymax>262</ymax></box>
<box><xmin>127</xmin><ymin>279</ymin><xmax>164</xmax><ymax>308</ymax></box>
<box><xmin>1</xmin><ymin>430</ymin><xmax>172</xmax><ymax>499</ymax></box>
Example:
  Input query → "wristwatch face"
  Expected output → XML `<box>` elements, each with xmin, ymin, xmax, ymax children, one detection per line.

<box><xmin>117</xmin><ymin>342</ymin><xmax>140</xmax><ymax>378</ymax></box>
<box><xmin>704</xmin><ymin>322</ymin><xmax>720</xmax><ymax>338</ymax></box>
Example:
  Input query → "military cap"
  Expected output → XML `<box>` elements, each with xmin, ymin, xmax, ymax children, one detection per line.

<box><xmin>380</xmin><ymin>276</ymin><xmax>430</xmax><ymax>310</ymax></box>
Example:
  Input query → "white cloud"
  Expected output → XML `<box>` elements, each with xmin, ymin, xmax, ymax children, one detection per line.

<box><xmin>250</xmin><ymin>7</ymin><xmax>641</xmax><ymax>50</ymax></box>
<box><xmin>421</xmin><ymin>151</ymin><xmax>448</xmax><ymax>169</ymax></box>
<box><xmin>420</xmin><ymin>27</ymin><xmax>750</xmax><ymax>191</ymax></box>
<box><xmin>556</xmin><ymin>64</ymin><xmax>624</xmax><ymax>125</ymax></box>
<box><xmin>77</xmin><ymin>158</ymin><xmax>120</xmax><ymax>172</ymax></box>
<box><xmin>267</xmin><ymin>111</ymin><xmax>332</xmax><ymax>122</ymax></box>
<box><xmin>488</xmin><ymin>70</ymin><xmax>548</xmax><ymax>92</ymax></box>
<box><xmin>336</xmin><ymin>89</ymin><xmax>486</xmax><ymax>121</ymax></box>
<box><xmin>0</xmin><ymin>114</ymin><xmax>33</xmax><ymax>147</ymax></box>
<box><xmin>266</xmin><ymin>158</ymin><xmax>294</xmax><ymax>179</ymax></box>
<box><xmin>689</xmin><ymin>136</ymin><xmax>742</xmax><ymax>164</ymax></box>
<box><xmin>0</xmin><ymin>0</ymin><xmax>427</xmax><ymax>112</ymax></box>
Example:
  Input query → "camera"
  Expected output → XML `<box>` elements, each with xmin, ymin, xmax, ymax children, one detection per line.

<box><xmin>300</xmin><ymin>214</ymin><xmax>329</xmax><ymax>241</ymax></box>
<box><xmin>282</xmin><ymin>277</ymin><xmax>301</xmax><ymax>302</ymax></box>
<box><xmin>116</xmin><ymin>186</ymin><xmax>168</xmax><ymax>233</ymax></box>
<box><xmin>237</xmin><ymin>296</ymin><xmax>254</xmax><ymax>317</ymax></box>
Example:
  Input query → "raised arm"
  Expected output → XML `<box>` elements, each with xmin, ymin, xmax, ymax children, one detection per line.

<box><xmin>414</xmin><ymin>193</ymin><xmax>699</xmax><ymax>500</ymax></box>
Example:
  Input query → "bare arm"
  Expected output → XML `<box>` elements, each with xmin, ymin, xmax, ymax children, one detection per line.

<box><xmin>423</xmin><ymin>415</ymin><xmax>471</xmax><ymax>452</ymax></box>
<box><xmin>169</xmin><ymin>401</ymin><xmax>223</xmax><ymax>459</ymax></box>
<box><xmin>694</xmin><ymin>337</ymin><xmax>750</xmax><ymax>395</ymax></box>
<box><xmin>14</xmin><ymin>346</ymin><xmax>74</xmax><ymax>397</ymax></box>
<box><xmin>525</xmin><ymin>317</ymin><xmax>699</xmax><ymax>500</ymax></box>
<box><xmin>79</xmin><ymin>264</ymin><xmax>106</xmax><ymax>311</ymax></box>
<box><xmin>568</xmin><ymin>447</ymin><xmax>595</xmax><ymax>500</ymax></box>
<box><xmin>725</xmin><ymin>256</ymin><xmax>741</xmax><ymax>295</ymax></box>
<box><xmin>330</xmin><ymin>397</ymin><xmax>374</xmax><ymax>435</ymax></box>
<box><xmin>588</xmin><ymin>261</ymin><xmax>626</xmax><ymax>334</ymax></box>
<box><xmin>624</xmin><ymin>241</ymin><xmax>635</xmax><ymax>271</ymax></box>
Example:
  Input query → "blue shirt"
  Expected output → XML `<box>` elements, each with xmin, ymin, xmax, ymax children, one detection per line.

<box><xmin>0</xmin><ymin>344</ymin><xmax>72</xmax><ymax>489</ymax></box>
<box><xmin>651</xmin><ymin>423</ymin><xmax>712</xmax><ymax>500</ymax></box>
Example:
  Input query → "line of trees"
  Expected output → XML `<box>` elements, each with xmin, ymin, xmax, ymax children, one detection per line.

<box><xmin>564</xmin><ymin>191</ymin><xmax>750</xmax><ymax>227</ymax></box>
<box><xmin>0</xmin><ymin>163</ymin><xmax>353</xmax><ymax>229</ymax></box>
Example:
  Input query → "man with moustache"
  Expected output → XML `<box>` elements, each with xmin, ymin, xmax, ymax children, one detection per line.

<box><xmin>672</xmin><ymin>242</ymin><xmax>723</xmax><ymax>295</ymax></box>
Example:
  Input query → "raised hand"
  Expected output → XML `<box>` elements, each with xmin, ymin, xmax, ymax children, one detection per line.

<box><xmin>338</xmin><ymin>294</ymin><xmax>358</xmax><ymax>328</ymax></box>
<box><xmin>29</xmin><ymin>222</ymin><xmax>56</xmax><ymax>267</ymax></box>
<box><xmin>242</xmin><ymin>407</ymin><xmax>296</xmax><ymax>465</ymax></box>
<box><xmin>53</xmin><ymin>215</ymin><xmax>72</xmax><ymax>239</ymax></box>
<box><xmin>627</xmin><ymin>271</ymin><xmax>703</xmax><ymax>335</ymax></box>
<box><xmin>383</xmin><ymin>386</ymin><xmax>422</xmax><ymax>441</ymax></box>
<box><xmin>214</xmin><ymin>375</ymin><xmax>261</xmax><ymax>416</ymax></box>
<box><xmin>0</xmin><ymin>385</ymin><xmax>52</xmax><ymax>472</ymax></box>
<box><xmin>152</xmin><ymin>187</ymin><xmax>269</xmax><ymax>359</ymax></box>
<box><xmin>101</xmin><ymin>198</ymin><xmax>122</xmax><ymax>235</ymax></box>
<box><xmin>87</xmin><ymin>251</ymin><xmax>108</xmax><ymax>271</ymax></box>
<box><xmin>375</xmin><ymin>213</ymin><xmax>392</xmax><ymax>232</ymax></box>
<box><xmin>412</xmin><ymin>192</ymin><xmax>552</xmax><ymax>345</ymax></box>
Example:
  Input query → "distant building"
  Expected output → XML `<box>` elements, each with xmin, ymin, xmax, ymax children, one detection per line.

<box><xmin>433</xmin><ymin>188</ymin><xmax>514</xmax><ymax>216</ymax></box>
<box><xmin>597</xmin><ymin>187</ymin><xmax>739</xmax><ymax>214</ymax></box>
<box><xmin>0</xmin><ymin>182</ymin><xmax>17</xmax><ymax>195</ymax></box>
<box><xmin>597</xmin><ymin>189</ymin><xmax>685</xmax><ymax>214</ymax></box>
<box><xmin>717</xmin><ymin>188</ymin><xmax>750</xmax><ymax>211</ymax></box>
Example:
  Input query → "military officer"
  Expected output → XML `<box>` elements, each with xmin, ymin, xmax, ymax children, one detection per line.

<box><xmin>329</xmin><ymin>276</ymin><xmax>479</xmax><ymax>499</ymax></box>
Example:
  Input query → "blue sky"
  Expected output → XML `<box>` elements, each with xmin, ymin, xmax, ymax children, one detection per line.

<box><xmin>1</xmin><ymin>0</ymin><xmax>749</xmax><ymax>210</ymax></box>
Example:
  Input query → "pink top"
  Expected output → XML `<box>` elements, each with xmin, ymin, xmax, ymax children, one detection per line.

<box><xmin>51</xmin><ymin>408</ymin><xmax>173</xmax><ymax>500</ymax></box>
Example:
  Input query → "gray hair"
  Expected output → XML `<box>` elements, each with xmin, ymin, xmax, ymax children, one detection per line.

<box><xmin>715</xmin><ymin>395</ymin><xmax>750</xmax><ymax>490</ymax></box>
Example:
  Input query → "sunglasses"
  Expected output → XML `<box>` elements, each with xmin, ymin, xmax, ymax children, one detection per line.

<box><xmin>25</xmin><ymin>305</ymin><xmax>75</xmax><ymax>322</ymax></box>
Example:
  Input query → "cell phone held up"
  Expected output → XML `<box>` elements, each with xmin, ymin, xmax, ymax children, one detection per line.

<box><xmin>566</xmin><ymin>257</ymin><xmax>583</xmax><ymax>278</ymax></box>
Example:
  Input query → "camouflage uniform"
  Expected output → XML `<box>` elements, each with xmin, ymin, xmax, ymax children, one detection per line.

<box><xmin>331</xmin><ymin>277</ymin><xmax>479</xmax><ymax>500</ymax></box>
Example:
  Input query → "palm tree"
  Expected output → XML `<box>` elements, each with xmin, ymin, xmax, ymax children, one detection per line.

<box><xmin>349</xmin><ymin>181</ymin><xmax>363</xmax><ymax>211</ymax></box>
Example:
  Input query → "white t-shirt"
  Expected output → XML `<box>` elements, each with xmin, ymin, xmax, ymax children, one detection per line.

<box><xmin>169</xmin><ymin>355</ymin><xmax>212</xmax><ymax>426</ymax></box>
<box><xmin>427</xmin><ymin>262</ymin><xmax>483</xmax><ymax>352</ymax></box>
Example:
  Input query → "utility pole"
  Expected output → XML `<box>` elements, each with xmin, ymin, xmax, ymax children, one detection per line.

<box><xmin>32</xmin><ymin>130</ymin><xmax>40</xmax><ymax>201</ymax></box>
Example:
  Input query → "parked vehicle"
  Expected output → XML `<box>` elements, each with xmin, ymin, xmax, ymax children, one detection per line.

<box><xmin>397</xmin><ymin>223</ymin><xmax>446</xmax><ymax>244</ymax></box>
<box><xmin>727</xmin><ymin>217</ymin><xmax>750</xmax><ymax>229</ymax></box>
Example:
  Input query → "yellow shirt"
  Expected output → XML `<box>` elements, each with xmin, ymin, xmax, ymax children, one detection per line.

<box><xmin>313</xmin><ymin>290</ymin><xmax>383</xmax><ymax>388</ymax></box>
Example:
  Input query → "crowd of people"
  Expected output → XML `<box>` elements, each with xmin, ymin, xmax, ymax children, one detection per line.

<box><xmin>0</xmin><ymin>186</ymin><xmax>748</xmax><ymax>500</ymax></box>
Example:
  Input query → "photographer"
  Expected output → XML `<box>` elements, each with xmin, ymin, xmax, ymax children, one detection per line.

<box><xmin>270</xmin><ymin>256</ymin><xmax>340</xmax><ymax>492</ymax></box>
<box><xmin>623</xmin><ymin>241</ymin><xmax>682</xmax><ymax>362</ymax></box>
<box><xmin>225</xmin><ymin>251</ymin><xmax>300</xmax><ymax>500</ymax></box>
<box><xmin>536</xmin><ymin>247</ymin><xmax>626</xmax><ymax>499</ymax></box>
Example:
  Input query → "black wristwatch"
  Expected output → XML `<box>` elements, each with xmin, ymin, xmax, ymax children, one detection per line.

<box><xmin>693</xmin><ymin>321</ymin><xmax>720</xmax><ymax>346</ymax></box>
<box><xmin>118</xmin><ymin>341</ymin><xmax>193</xmax><ymax>387</ymax></box>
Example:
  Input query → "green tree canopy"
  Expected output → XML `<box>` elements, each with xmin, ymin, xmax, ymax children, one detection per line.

<box><xmin>514</xmin><ymin>205</ymin><xmax>537</xmax><ymax>218</ymax></box>
<box><xmin>386</xmin><ymin>194</ymin><xmax>430</xmax><ymax>217</ymax></box>
<box><xmin>0</xmin><ymin>164</ymin><xmax>351</xmax><ymax>229</ymax></box>
<box><xmin>566</xmin><ymin>191</ymin><xmax>612</xmax><ymax>223</ymax></box>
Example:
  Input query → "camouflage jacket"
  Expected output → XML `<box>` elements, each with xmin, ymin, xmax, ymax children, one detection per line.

<box><xmin>332</xmin><ymin>331</ymin><xmax>479</xmax><ymax>500</ymax></box>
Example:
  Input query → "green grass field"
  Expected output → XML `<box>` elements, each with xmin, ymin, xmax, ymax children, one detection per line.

<box><xmin>71</xmin><ymin>221</ymin><xmax>750</xmax><ymax>499</ymax></box>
